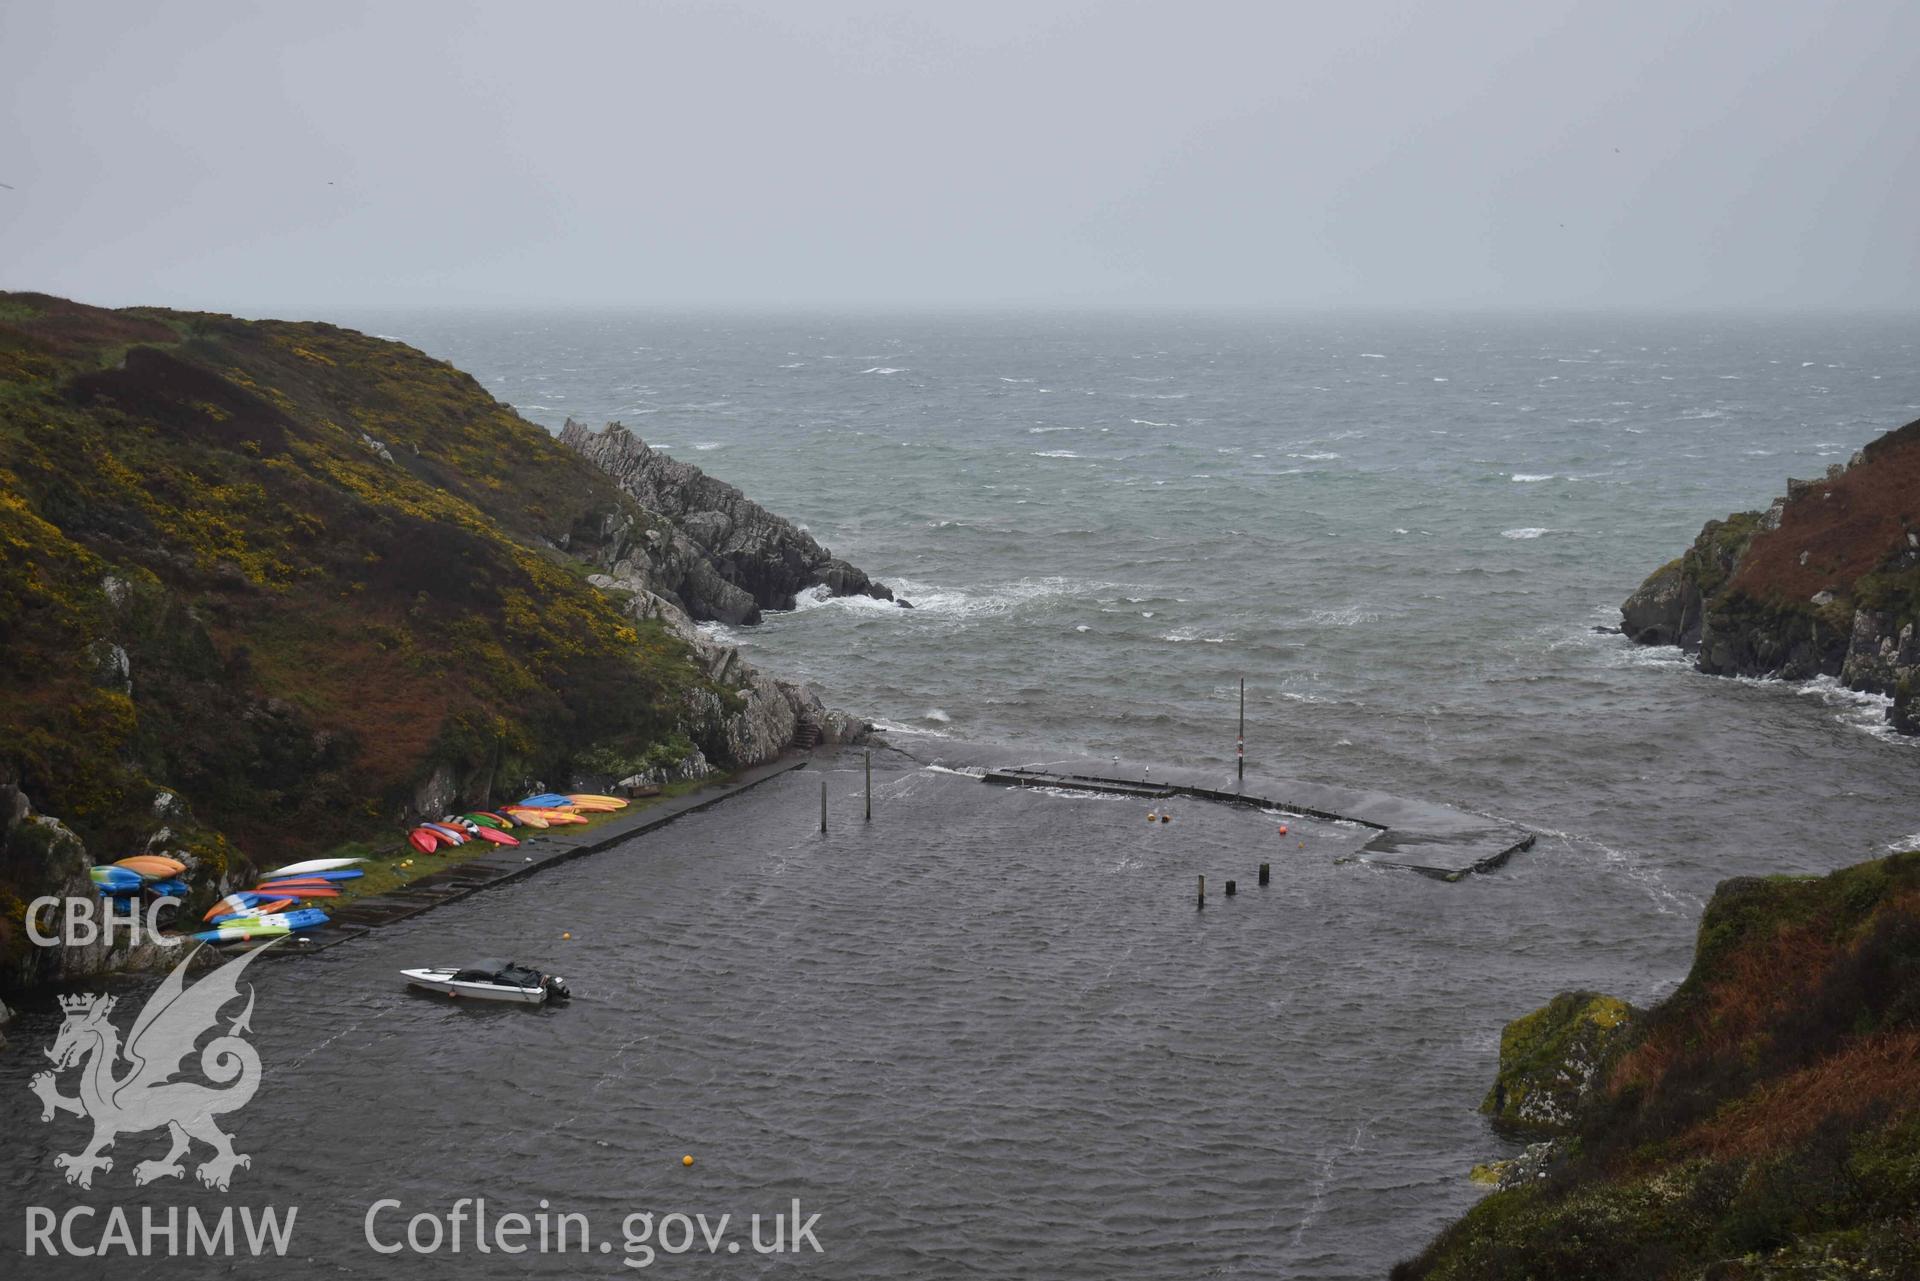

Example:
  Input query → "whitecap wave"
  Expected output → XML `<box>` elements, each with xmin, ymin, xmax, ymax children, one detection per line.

<box><xmin>1032</xmin><ymin>449</ymin><xmax>1081</xmax><ymax>459</ymax></box>
<box><xmin>692</xmin><ymin>441</ymin><xmax>723</xmax><ymax>451</ymax></box>
<box><xmin>1501</xmin><ymin>527</ymin><xmax>1551</xmax><ymax>540</ymax></box>
<box><xmin>861</xmin><ymin>366</ymin><xmax>906</xmax><ymax>375</ymax></box>
<box><xmin>1308</xmin><ymin>606</ymin><xmax>1376</xmax><ymax>627</ymax></box>
<box><xmin>871</xmin><ymin>717</ymin><xmax>951</xmax><ymax>739</ymax></box>
<box><xmin>1511</xmin><ymin>472</ymin><xmax>1555</xmax><ymax>482</ymax></box>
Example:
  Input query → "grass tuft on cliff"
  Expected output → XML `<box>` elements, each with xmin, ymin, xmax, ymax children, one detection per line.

<box><xmin>1396</xmin><ymin>850</ymin><xmax>1920</xmax><ymax>1280</ymax></box>
<box><xmin>0</xmin><ymin>292</ymin><xmax>718</xmax><ymax>963</ymax></box>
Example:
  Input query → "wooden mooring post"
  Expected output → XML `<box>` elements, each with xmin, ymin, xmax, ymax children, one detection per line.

<box><xmin>1197</xmin><ymin>874</ymin><xmax>1205</xmax><ymax>909</ymax></box>
<box><xmin>820</xmin><ymin>778</ymin><xmax>827</xmax><ymax>833</ymax></box>
<box><xmin>864</xmin><ymin>750</ymin><xmax>872</xmax><ymax>822</ymax></box>
<box><xmin>1259</xmin><ymin>862</ymin><xmax>1271</xmax><ymax>886</ymax></box>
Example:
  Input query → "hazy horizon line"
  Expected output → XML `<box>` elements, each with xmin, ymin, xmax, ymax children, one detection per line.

<box><xmin>9</xmin><ymin>286</ymin><xmax>1920</xmax><ymax>324</ymax></box>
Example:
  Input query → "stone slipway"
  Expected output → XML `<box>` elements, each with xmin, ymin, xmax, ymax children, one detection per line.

<box><xmin>982</xmin><ymin>758</ymin><xmax>1534</xmax><ymax>881</ymax></box>
<box><xmin>270</xmin><ymin>756</ymin><xmax>809</xmax><ymax>957</ymax></box>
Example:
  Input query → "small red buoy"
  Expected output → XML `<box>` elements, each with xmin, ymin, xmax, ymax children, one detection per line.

<box><xmin>1278</xmin><ymin>824</ymin><xmax>1289</xmax><ymax>836</ymax></box>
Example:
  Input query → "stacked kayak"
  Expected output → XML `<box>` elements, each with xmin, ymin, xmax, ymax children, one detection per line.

<box><xmin>190</xmin><ymin>861</ymin><xmax>365</xmax><ymax>944</ymax></box>
<box><xmin>89</xmin><ymin>855</ymin><xmax>189</xmax><ymax>908</ymax></box>
<box><xmin>402</xmin><ymin>797</ymin><xmax>625</xmax><ymax>854</ymax></box>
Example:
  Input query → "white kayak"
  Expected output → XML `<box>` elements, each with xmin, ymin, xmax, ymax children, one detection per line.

<box><xmin>260</xmin><ymin>857</ymin><xmax>368</xmax><ymax>879</ymax></box>
<box><xmin>401</xmin><ymin>959</ymin><xmax>570</xmax><ymax>1005</ymax></box>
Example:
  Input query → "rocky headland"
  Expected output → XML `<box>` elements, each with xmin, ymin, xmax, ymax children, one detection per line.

<box><xmin>1622</xmin><ymin>416</ymin><xmax>1920</xmax><ymax>734</ymax></box>
<box><xmin>559</xmin><ymin>419</ymin><xmax>899</xmax><ymax>623</ymax></box>
<box><xmin>1401</xmin><ymin>851</ymin><xmax>1920</xmax><ymax>1279</ymax></box>
<box><xmin>0</xmin><ymin>292</ymin><xmax>880</xmax><ymax>991</ymax></box>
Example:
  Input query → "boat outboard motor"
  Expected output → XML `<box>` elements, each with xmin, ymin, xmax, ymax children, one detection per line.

<box><xmin>542</xmin><ymin>975</ymin><xmax>571</xmax><ymax>1003</ymax></box>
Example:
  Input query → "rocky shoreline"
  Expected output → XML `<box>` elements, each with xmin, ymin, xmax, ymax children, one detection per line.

<box><xmin>1621</xmin><ymin>415</ymin><xmax>1920</xmax><ymax>734</ymax></box>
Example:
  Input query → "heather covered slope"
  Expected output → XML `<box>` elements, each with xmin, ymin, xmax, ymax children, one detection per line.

<box><xmin>1398</xmin><ymin>852</ymin><xmax>1920</xmax><ymax>1280</ymax></box>
<box><xmin>0</xmin><ymin>293</ymin><xmax>829</xmax><ymax>981</ymax></box>
<box><xmin>1622</xmin><ymin>416</ymin><xmax>1920</xmax><ymax>733</ymax></box>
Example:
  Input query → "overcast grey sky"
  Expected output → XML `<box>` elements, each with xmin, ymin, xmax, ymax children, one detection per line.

<box><xmin>3</xmin><ymin>0</ymin><xmax>1916</xmax><ymax>311</ymax></box>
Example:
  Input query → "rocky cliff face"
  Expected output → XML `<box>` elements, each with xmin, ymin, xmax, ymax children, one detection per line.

<box><xmin>1401</xmin><ymin>851</ymin><xmax>1920</xmax><ymax>1280</ymax></box>
<box><xmin>559</xmin><ymin>420</ymin><xmax>898</xmax><ymax>624</ymax></box>
<box><xmin>1622</xmin><ymin>417</ymin><xmax>1920</xmax><ymax>734</ymax></box>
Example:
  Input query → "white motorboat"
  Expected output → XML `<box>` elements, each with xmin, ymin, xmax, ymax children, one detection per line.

<box><xmin>402</xmin><ymin>959</ymin><xmax>571</xmax><ymax>1005</ymax></box>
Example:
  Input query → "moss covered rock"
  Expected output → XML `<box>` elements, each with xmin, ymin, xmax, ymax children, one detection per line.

<box><xmin>1481</xmin><ymin>991</ymin><xmax>1639</xmax><ymax>1137</ymax></box>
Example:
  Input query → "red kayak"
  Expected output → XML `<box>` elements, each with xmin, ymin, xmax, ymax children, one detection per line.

<box><xmin>408</xmin><ymin>828</ymin><xmax>439</xmax><ymax>854</ymax></box>
<box><xmin>255</xmin><ymin>883</ymin><xmax>341</xmax><ymax>898</ymax></box>
<box><xmin>468</xmin><ymin>826</ymin><xmax>519</xmax><ymax>847</ymax></box>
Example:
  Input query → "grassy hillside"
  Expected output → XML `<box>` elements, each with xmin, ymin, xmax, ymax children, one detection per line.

<box><xmin>0</xmin><ymin>293</ymin><xmax>721</xmax><ymax>959</ymax></box>
<box><xmin>1398</xmin><ymin>852</ymin><xmax>1920</xmax><ymax>1279</ymax></box>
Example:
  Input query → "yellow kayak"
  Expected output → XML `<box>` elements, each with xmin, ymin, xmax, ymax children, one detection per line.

<box><xmin>114</xmin><ymin>854</ymin><xmax>187</xmax><ymax>878</ymax></box>
<box><xmin>507</xmin><ymin>808</ymin><xmax>588</xmax><ymax>826</ymax></box>
<box><xmin>567</xmin><ymin>794</ymin><xmax>629</xmax><ymax>808</ymax></box>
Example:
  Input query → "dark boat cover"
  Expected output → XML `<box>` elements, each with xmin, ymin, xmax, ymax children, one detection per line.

<box><xmin>452</xmin><ymin>959</ymin><xmax>543</xmax><ymax>987</ymax></box>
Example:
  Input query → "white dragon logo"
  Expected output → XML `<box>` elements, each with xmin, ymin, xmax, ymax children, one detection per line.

<box><xmin>28</xmin><ymin>942</ymin><xmax>276</xmax><ymax>1191</ymax></box>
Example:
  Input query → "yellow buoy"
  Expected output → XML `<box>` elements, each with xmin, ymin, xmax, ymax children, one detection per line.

<box><xmin>682</xmin><ymin>1154</ymin><xmax>694</xmax><ymax>1167</ymax></box>
<box><xmin>562</xmin><ymin>931</ymin><xmax>571</xmax><ymax>940</ymax></box>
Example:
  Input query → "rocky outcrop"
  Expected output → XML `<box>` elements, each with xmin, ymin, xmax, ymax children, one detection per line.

<box><xmin>1621</xmin><ymin>417</ymin><xmax>1920</xmax><ymax>734</ymax></box>
<box><xmin>559</xmin><ymin>420</ymin><xmax>897</xmax><ymax>623</ymax></box>
<box><xmin>1480</xmin><ymin>991</ymin><xmax>1640</xmax><ymax>1138</ymax></box>
<box><xmin>0</xmin><ymin>783</ymin><xmax>198</xmax><ymax>993</ymax></box>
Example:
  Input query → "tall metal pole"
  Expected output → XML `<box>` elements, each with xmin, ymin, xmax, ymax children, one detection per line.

<box><xmin>864</xmin><ymin>750</ymin><xmax>872</xmax><ymax>822</ymax></box>
<box><xmin>1237</xmin><ymin>677</ymin><xmax>1245</xmax><ymax>782</ymax></box>
<box><xmin>820</xmin><ymin>778</ymin><xmax>827</xmax><ymax>833</ymax></box>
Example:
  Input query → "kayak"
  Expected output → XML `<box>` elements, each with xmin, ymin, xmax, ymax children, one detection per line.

<box><xmin>568</xmin><ymin>794</ymin><xmax>629</xmax><ymax>808</ymax></box>
<box><xmin>509</xmin><ymin>809</ymin><xmax>585</xmax><ymax>826</ymax></box>
<box><xmin>422</xmin><ymin>822</ymin><xmax>468</xmax><ymax>844</ymax></box>
<box><xmin>146</xmin><ymin>877</ymin><xmax>190</xmax><ymax>897</ymax></box>
<box><xmin>463</xmin><ymin>813</ymin><xmax>507</xmax><ymax>830</ymax></box>
<box><xmin>258</xmin><ymin>857</ymin><xmax>368</xmax><ymax>880</ymax></box>
<box><xmin>114</xmin><ymin>855</ymin><xmax>187</xmax><ymax>878</ymax></box>
<box><xmin>467</xmin><ymin>826</ymin><xmax>518</xmax><ymax>847</ymax></box>
<box><xmin>205</xmin><ymin>891</ymin><xmax>267</xmax><ymax>921</ymax></box>
<box><xmin>501</xmin><ymin>809</ymin><xmax>549</xmax><ymax>829</ymax></box>
<box><xmin>256</xmin><ymin>884</ymin><xmax>340</xmax><ymax>899</ymax></box>
<box><xmin>191</xmin><ymin>923</ymin><xmax>291</xmax><ymax>944</ymax></box>
<box><xmin>208</xmin><ymin>908</ymin><xmax>328</xmax><ymax>932</ymax></box>
<box><xmin>211</xmin><ymin>898</ymin><xmax>293</xmax><ymax>923</ymax></box>
<box><xmin>89</xmin><ymin>866</ymin><xmax>144</xmax><ymax>889</ymax></box>
<box><xmin>408</xmin><ymin>828</ymin><xmax>439</xmax><ymax>854</ymax></box>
